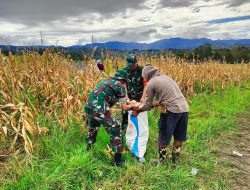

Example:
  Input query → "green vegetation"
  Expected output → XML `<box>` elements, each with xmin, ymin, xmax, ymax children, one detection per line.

<box><xmin>1</xmin><ymin>44</ymin><xmax>250</xmax><ymax>63</ymax></box>
<box><xmin>1</xmin><ymin>82</ymin><xmax>249</xmax><ymax>190</ymax></box>
<box><xmin>183</xmin><ymin>44</ymin><xmax>250</xmax><ymax>63</ymax></box>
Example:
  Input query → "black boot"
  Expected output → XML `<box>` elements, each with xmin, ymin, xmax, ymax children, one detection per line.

<box><xmin>86</xmin><ymin>143</ymin><xmax>93</xmax><ymax>151</ymax></box>
<box><xmin>159</xmin><ymin>147</ymin><xmax>168</xmax><ymax>163</ymax></box>
<box><xmin>172</xmin><ymin>146</ymin><xmax>181</xmax><ymax>165</ymax></box>
<box><xmin>113</xmin><ymin>153</ymin><xmax>125</xmax><ymax>166</ymax></box>
<box><xmin>121</xmin><ymin>111</ymin><xmax>128</xmax><ymax>132</ymax></box>
<box><xmin>151</xmin><ymin>147</ymin><xmax>168</xmax><ymax>165</ymax></box>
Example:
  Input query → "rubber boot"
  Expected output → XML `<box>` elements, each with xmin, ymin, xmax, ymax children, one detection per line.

<box><xmin>172</xmin><ymin>146</ymin><xmax>181</xmax><ymax>165</ymax></box>
<box><xmin>151</xmin><ymin>147</ymin><xmax>169</xmax><ymax>165</ymax></box>
<box><xmin>113</xmin><ymin>153</ymin><xmax>125</xmax><ymax>166</ymax></box>
<box><xmin>159</xmin><ymin>147</ymin><xmax>168</xmax><ymax>163</ymax></box>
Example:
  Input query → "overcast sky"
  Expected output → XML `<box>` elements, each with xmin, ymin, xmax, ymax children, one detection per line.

<box><xmin>0</xmin><ymin>0</ymin><xmax>249</xmax><ymax>46</ymax></box>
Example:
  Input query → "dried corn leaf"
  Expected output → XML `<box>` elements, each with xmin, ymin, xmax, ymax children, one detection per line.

<box><xmin>2</xmin><ymin>103</ymin><xmax>15</xmax><ymax>109</ymax></box>
<box><xmin>23</xmin><ymin>119</ymin><xmax>36</xmax><ymax>136</ymax></box>
<box><xmin>38</xmin><ymin>126</ymin><xmax>49</xmax><ymax>135</ymax></box>
<box><xmin>2</xmin><ymin>127</ymin><xmax>7</xmax><ymax>137</ymax></box>
<box><xmin>22</xmin><ymin>125</ymin><xmax>33</xmax><ymax>154</ymax></box>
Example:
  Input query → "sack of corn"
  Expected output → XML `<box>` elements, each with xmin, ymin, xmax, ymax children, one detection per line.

<box><xmin>126</xmin><ymin>100</ymin><xmax>149</xmax><ymax>161</ymax></box>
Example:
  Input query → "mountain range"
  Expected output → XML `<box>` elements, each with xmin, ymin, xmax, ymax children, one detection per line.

<box><xmin>1</xmin><ymin>38</ymin><xmax>250</xmax><ymax>51</ymax></box>
<box><xmin>79</xmin><ymin>38</ymin><xmax>250</xmax><ymax>50</ymax></box>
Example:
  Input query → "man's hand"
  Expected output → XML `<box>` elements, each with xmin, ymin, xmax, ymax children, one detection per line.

<box><xmin>131</xmin><ymin>110</ymin><xmax>139</xmax><ymax>117</ymax></box>
<box><xmin>121</xmin><ymin>103</ymin><xmax>132</xmax><ymax>111</ymax></box>
<box><xmin>126</xmin><ymin>98</ymin><xmax>130</xmax><ymax>104</ymax></box>
<box><xmin>121</xmin><ymin>103</ymin><xmax>138</xmax><ymax>111</ymax></box>
<box><xmin>152</xmin><ymin>102</ymin><xmax>160</xmax><ymax>108</ymax></box>
<box><xmin>131</xmin><ymin>107</ymin><xmax>140</xmax><ymax>116</ymax></box>
<box><xmin>140</xmin><ymin>96</ymin><xmax>146</xmax><ymax>104</ymax></box>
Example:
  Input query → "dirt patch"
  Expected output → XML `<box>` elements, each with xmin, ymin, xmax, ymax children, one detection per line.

<box><xmin>219</xmin><ymin>109</ymin><xmax>250</xmax><ymax>190</ymax></box>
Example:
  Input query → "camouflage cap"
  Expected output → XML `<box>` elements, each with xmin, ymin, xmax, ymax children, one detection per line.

<box><xmin>126</xmin><ymin>54</ymin><xmax>137</xmax><ymax>67</ymax></box>
<box><xmin>113</xmin><ymin>69</ymin><xmax>128</xmax><ymax>82</ymax></box>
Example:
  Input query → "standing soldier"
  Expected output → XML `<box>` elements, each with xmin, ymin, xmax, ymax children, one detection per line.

<box><xmin>85</xmin><ymin>70</ymin><xmax>133</xmax><ymax>166</ymax></box>
<box><xmin>120</xmin><ymin>54</ymin><xmax>147</xmax><ymax>130</ymax></box>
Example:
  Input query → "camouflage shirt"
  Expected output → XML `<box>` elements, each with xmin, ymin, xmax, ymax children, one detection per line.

<box><xmin>85</xmin><ymin>78</ymin><xmax>126</xmax><ymax>112</ymax></box>
<box><xmin>121</xmin><ymin>66</ymin><xmax>144</xmax><ymax>101</ymax></box>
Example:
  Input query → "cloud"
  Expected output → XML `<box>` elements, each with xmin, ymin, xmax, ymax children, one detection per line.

<box><xmin>208</xmin><ymin>15</ymin><xmax>250</xmax><ymax>24</ymax></box>
<box><xmin>0</xmin><ymin>34</ymin><xmax>47</xmax><ymax>46</ymax></box>
<box><xmin>95</xmin><ymin>28</ymin><xmax>157</xmax><ymax>42</ymax></box>
<box><xmin>177</xmin><ymin>27</ymin><xmax>214</xmax><ymax>39</ymax></box>
<box><xmin>137</xmin><ymin>18</ymin><xmax>151</xmax><ymax>22</ymax></box>
<box><xmin>0</xmin><ymin>0</ymin><xmax>147</xmax><ymax>24</ymax></box>
<box><xmin>226</xmin><ymin>0</ymin><xmax>250</xmax><ymax>7</ymax></box>
<box><xmin>159</xmin><ymin>0</ymin><xmax>196</xmax><ymax>8</ymax></box>
<box><xmin>0</xmin><ymin>0</ymin><xmax>250</xmax><ymax>46</ymax></box>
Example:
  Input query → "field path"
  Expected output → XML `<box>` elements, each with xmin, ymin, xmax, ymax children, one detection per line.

<box><xmin>220</xmin><ymin>108</ymin><xmax>250</xmax><ymax>190</ymax></box>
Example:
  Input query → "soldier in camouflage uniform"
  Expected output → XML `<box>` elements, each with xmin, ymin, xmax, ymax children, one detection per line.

<box><xmin>120</xmin><ymin>54</ymin><xmax>147</xmax><ymax>130</ymax></box>
<box><xmin>85</xmin><ymin>70</ymin><xmax>133</xmax><ymax>166</ymax></box>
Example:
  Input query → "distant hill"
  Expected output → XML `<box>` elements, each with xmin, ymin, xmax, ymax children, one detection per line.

<box><xmin>80</xmin><ymin>38</ymin><xmax>250</xmax><ymax>50</ymax></box>
<box><xmin>1</xmin><ymin>38</ymin><xmax>250</xmax><ymax>51</ymax></box>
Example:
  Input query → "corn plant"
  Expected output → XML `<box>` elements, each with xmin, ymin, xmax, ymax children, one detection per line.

<box><xmin>0</xmin><ymin>50</ymin><xmax>249</xmax><ymax>154</ymax></box>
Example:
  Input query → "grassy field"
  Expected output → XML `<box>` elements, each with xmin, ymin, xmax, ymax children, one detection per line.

<box><xmin>1</xmin><ymin>82</ymin><xmax>249</xmax><ymax>190</ymax></box>
<box><xmin>0</xmin><ymin>51</ymin><xmax>250</xmax><ymax>189</ymax></box>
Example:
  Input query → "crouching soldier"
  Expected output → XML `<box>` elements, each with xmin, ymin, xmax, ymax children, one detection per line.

<box><xmin>85</xmin><ymin>70</ymin><xmax>133</xmax><ymax>166</ymax></box>
<box><xmin>132</xmin><ymin>64</ymin><xmax>189</xmax><ymax>165</ymax></box>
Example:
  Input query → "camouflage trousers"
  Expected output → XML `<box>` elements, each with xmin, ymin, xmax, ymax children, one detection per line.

<box><xmin>85</xmin><ymin>107</ymin><xmax>123</xmax><ymax>154</ymax></box>
<box><xmin>121</xmin><ymin>111</ymin><xmax>128</xmax><ymax>132</ymax></box>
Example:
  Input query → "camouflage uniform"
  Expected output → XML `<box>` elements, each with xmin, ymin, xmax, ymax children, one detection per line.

<box><xmin>121</xmin><ymin>65</ymin><xmax>144</xmax><ymax>130</ymax></box>
<box><xmin>124</xmin><ymin>66</ymin><xmax>144</xmax><ymax>101</ymax></box>
<box><xmin>85</xmin><ymin>78</ymin><xmax>126</xmax><ymax>154</ymax></box>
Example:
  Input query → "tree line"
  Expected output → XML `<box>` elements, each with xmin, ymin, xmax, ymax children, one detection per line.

<box><xmin>68</xmin><ymin>44</ymin><xmax>250</xmax><ymax>63</ymax></box>
<box><xmin>171</xmin><ymin>44</ymin><xmax>250</xmax><ymax>63</ymax></box>
<box><xmin>1</xmin><ymin>44</ymin><xmax>250</xmax><ymax>63</ymax></box>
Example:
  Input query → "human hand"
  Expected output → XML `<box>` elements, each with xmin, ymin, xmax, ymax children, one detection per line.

<box><xmin>126</xmin><ymin>98</ymin><xmax>130</xmax><ymax>104</ymax></box>
<box><xmin>128</xmin><ymin>100</ymin><xmax>141</xmax><ymax>109</ymax></box>
<box><xmin>152</xmin><ymin>102</ymin><xmax>159</xmax><ymax>108</ymax></box>
<box><xmin>140</xmin><ymin>96</ymin><xmax>146</xmax><ymax>104</ymax></box>
<box><xmin>131</xmin><ymin>110</ymin><xmax>139</xmax><ymax>117</ymax></box>
<box><xmin>132</xmin><ymin>105</ymin><xmax>140</xmax><ymax>111</ymax></box>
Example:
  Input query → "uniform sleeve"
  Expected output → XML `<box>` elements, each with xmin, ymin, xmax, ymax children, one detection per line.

<box><xmin>117</xmin><ymin>85</ymin><xmax>127</xmax><ymax>104</ymax></box>
<box><xmin>113</xmin><ymin>82</ymin><xmax>126</xmax><ymax>98</ymax></box>
<box><xmin>118</xmin><ymin>97</ymin><xmax>126</xmax><ymax>104</ymax></box>
<box><xmin>139</xmin><ymin>82</ymin><xmax>154</xmax><ymax>111</ymax></box>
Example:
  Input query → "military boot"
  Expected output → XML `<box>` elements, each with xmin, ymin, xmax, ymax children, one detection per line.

<box><xmin>86</xmin><ymin>143</ymin><xmax>93</xmax><ymax>151</ymax></box>
<box><xmin>113</xmin><ymin>153</ymin><xmax>125</xmax><ymax>166</ymax></box>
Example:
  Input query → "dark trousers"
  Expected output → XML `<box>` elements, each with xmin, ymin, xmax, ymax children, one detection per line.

<box><xmin>158</xmin><ymin>111</ymin><xmax>189</xmax><ymax>146</ymax></box>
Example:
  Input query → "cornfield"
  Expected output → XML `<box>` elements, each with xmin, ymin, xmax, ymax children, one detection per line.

<box><xmin>0</xmin><ymin>50</ymin><xmax>249</xmax><ymax>155</ymax></box>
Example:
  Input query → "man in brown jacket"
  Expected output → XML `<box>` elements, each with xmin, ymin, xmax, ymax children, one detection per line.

<box><xmin>132</xmin><ymin>64</ymin><xmax>189</xmax><ymax>164</ymax></box>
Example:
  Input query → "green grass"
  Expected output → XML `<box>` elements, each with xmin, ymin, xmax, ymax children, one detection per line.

<box><xmin>1</xmin><ymin>82</ymin><xmax>250</xmax><ymax>190</ymax></box>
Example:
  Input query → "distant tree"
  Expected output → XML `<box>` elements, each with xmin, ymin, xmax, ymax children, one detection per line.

<box><xmin>212</xmin><ymin>50</ymin><xmax>223</xmax><ymax>61</ymax></box>
<box><xmin>217</xmin><ymin>48</ymin><xmax>234</xmax><ymax>63</ymax></box>
<box><xmin>193</xmin><ymin>44</ymin><xmax>213</xmax><ymax>61</ymax></box>
<box><xmin>231</xmin><ymin>46</ymin><xmax>250</xmax><ymax>63</ymax></box>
